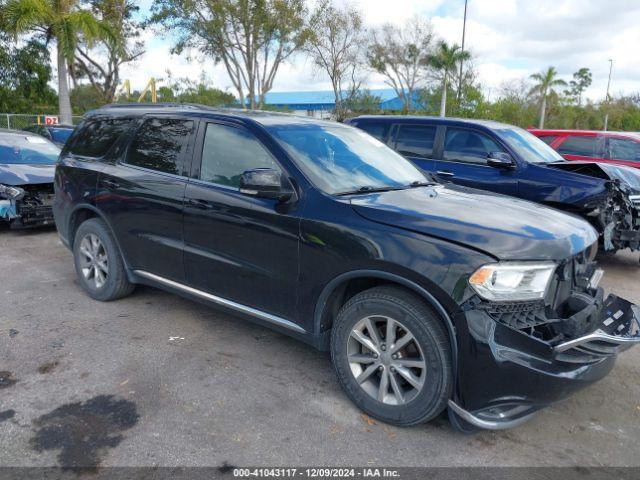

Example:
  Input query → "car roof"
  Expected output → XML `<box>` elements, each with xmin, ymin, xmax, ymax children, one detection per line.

<box><xmin>0</xmin><ymin>128</ymin><xmax>44</xmax><ymax>139</ymax></box>
<box><xmin>530</xmin><ymin>128</ymin><xmax>640</xmax><ymax>138</ymax></box>
<box><xmin>349</xmin><ymin>115</ymin><xmax>517</xmax><ymax>129</ymax></box>
<box><xmin>85</xmin><ymin>103</ymin><xmax>339</xmax><ymax>128</ymax></box>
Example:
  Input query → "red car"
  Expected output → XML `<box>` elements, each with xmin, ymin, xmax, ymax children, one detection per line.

<box><xmin>529</xmin><ymin>129</ymin><xmax>640</xmax><ymax>170</ymax></box>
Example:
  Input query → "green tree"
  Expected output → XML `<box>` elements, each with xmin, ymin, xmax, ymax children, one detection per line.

<box><xmin>4</xmin><ymin>0</ymin><xmax>109</xmax><ymax>123</ymax></box>
<box><xmin>0</xmin><ymin>33</ymin><xmax>57</xmax><ymax>113</ymax></box>
<box><xmin>306</xmin><ymin>0</ymin><xmax>364</xmax><ymax>120</ymax></box>
<box><xmin>564</xmin><ymin>67</ymin><xmax>592</xmax><ymax>107</ymax></box>
<box><xmin>72</xmin><ymin>0</ymin><xmax>145</xmax><ymax>103</ymax></box>
<box><xmin>150</xmin><ymin>0</ymin><xmax>310</xmax><ymax>109</ymax></box>
<box><xmin>427</xmin><ymin>40</ymin><xmax>470</xmax><ymax>117</ymax></box>
<box><xmin>529</xmin><ymin>66</ymin><xmax>567</xmax><ymax>128</ymax></box>
<box><xmin>367</xmin><ymin>16</ymin><xmax>433</xmax><ymax>112</ymax></box>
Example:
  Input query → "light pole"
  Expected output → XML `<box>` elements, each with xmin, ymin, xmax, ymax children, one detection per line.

<box><xmin>456</xmin><ymin>0</ymin><xmax>468</xmax><ymax>107</ymax></box>
<box><xmin>604</xmin><ymin>59</ymin><xmax>613</xmax><ymax>131</ymax></box>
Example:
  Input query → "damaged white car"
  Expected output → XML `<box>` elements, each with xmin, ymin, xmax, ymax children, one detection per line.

<box><xmin>0</xmin><ymin>129</ymin><xmax>59</xmax><ymax>228</ymax></box>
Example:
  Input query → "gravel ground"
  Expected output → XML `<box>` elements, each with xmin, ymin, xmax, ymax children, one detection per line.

<box><xmin>1</xmin><ymin>227</ymin><xmax>639</xmax><ymax>469</ymax></box>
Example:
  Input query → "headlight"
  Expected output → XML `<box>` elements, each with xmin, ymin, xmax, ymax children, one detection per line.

<box><xmin>469</xmin><ymin>262</ymin><xmax>556</xmax><ymax>302</ymax></box>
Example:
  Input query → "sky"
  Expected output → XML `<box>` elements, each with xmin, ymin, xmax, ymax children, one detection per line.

<box><xmin>117</xmin><ymin>0</ymin><xmax>640</xmax><ymax>101</ymax></box>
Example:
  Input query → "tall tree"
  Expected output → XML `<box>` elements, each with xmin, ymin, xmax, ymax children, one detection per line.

<box><xmin>306</xmin><ymin>0</ymin><xmax>364</xmax><ymax>120</ymax></box>
<box><xmin>564</xmin><ymin>67</ymin><xmax>592</xmax><ymax>107</ymax></box>
<box><xmin>529</xmin><ymin>66</ymin><xmax>567</xmax><ymax>128</ymax></box>
<box><xmin>367</xmin><ymin>16</ymin><xmax>433</xmax><ymax>112</ymax></box>
<box><xmin>150</xmin><ymin>0</ymin><xmax>310</xmax><ymax>109</ymax></box>
<box><xmin>428</xmin><ymin>40</ymin><xmax>470</xmax><ymax>117</ymax></box>
<box><xmin>0</xmin><ymin>33</ymin><xmax>57</xmax><ymax>112</ymax></box>
<box><xmin>72</xmin><ymin>0</ymin><xmax>145</xmax><ymax>104</ymax></box>
<box><xmin>4</xmin><ymin>0</ymin><xmax>109</xmax><ymax>123</ymax></box>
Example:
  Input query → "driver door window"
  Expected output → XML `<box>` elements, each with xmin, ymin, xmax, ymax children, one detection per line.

<box><xmin>608</xmin><ymin>138</ymin><xmax>640</xmax><ymax>162</ymax></box>
<box><xmin>443</xmin><ymin>128</ymin><xmax>503</xmax><ymax>165</ymax></box>
<box><xmin>199</xmin><ymin>123</ymin><xmax>281</xmax><ymax>187</ymax></box>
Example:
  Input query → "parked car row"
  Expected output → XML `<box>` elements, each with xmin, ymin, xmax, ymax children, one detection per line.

<box><xmin>346</xmin><ymin>117</ymin><xmax>640</xmax><ymax>256</ymax></box>
<box><xmin>47</xmin><ymin>104</ymin><xmax>640</xmax><ymax>433</ymax></box>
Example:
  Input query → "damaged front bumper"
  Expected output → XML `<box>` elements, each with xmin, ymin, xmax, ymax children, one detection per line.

<box><xmin>452</xmin><ymin>267</ymin><xmax>640</xmax><ymax>430</ymax></box>
<box><xmin>0</xmin><ymin>183</ymin><xmax>55</xmax><ymax>228</ymax></box>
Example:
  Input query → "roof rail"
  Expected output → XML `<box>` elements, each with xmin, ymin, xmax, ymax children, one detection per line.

<box><xmin>98</xmin><ymin>102</ymin><xmax>215</xmax><ymax>110</ymax></box>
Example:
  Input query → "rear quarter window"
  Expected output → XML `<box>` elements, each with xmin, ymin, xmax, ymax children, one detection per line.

<box><xmin>354</xmin><ymin>121</ymin><xmax>390</xmax><ymax>142</ymax></box>
<box><xmin>537</xmin><ymin>135</ymin><xmax>558</xmax><ymax>146</ymax></box>
<box><xmin>67</xmin><ymin>118</ymin><xmax>132</xmax><ymax>158</ymax></box>
<box><xmin>557</xmin><ymin>136</ymin><xmax>597</xmax><ymax>157</ymax></box>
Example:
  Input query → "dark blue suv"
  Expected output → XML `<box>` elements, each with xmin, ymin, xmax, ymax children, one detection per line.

<box><xmin>53</xmin><ymin>105</ymin><xmax>640</xmax><ymax>431</ymax></box>
<box><xmin>347</xmin><ymin>116</ymin><xmax>640</xmax><ymax>257</ymax></box>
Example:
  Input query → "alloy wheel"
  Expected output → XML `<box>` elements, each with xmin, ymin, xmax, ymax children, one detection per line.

<box><xmin>78</xmin><ymin>233</ymin><xmax>109</xmax><ymax>289</ymax></box>
<box><xmin>347</xmin><ymin>315</ymin><xmax>427</xmax><ymax>405</ymax></box>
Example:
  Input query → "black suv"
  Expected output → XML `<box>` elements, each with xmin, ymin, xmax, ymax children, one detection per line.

<box><xmin>53</xmin><ymin>104</ymin><xmax>640</xmax><ymax>431</ymax></box>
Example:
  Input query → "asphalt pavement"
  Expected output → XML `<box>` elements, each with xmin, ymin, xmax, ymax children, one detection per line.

<box><xmin>1</xmin><ymin>227</ymin><xmax>639</xmax><ymax>469</ymax></box>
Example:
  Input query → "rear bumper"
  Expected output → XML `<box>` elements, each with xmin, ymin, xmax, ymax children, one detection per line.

<box><xmin>452</xmin><ymin>293</ymin><xmax>640</xmax><ymax>429</ymax></box>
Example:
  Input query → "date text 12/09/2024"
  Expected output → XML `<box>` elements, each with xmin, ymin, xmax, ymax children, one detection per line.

<box><xmin>232</xmin><ymin>468</ymin><xmax>400</xmax><ymax>478</ymax></box>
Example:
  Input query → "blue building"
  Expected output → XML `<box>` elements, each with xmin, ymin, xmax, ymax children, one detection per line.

<box><xmin>259</xmin><ymin>88</ymin><xmax>421</xmax><ymax>118</ymax></box>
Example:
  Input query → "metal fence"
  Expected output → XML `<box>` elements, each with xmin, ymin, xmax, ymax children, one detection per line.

<box><xmin>0</xmin><ymin>114</ymin><xmax>83</xmax><ymax>131</ymax></box>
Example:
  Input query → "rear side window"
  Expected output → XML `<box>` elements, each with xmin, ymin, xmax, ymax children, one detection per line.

<box><xmin>68</xmin><ymin>118</ymin><xmax>131</xmax><ymax>157</ymax></box>
<box><xmin>199</xmin><ymin>123</ymin><xmax>280</xmax><ymax>188</ymax></box>
<box><xmin>537</xmin><ymin>135</ymin><xmax>557</xmax><ymax>145</ymax></box>
<box><xmin>356</xmin><ymin>122</ymin><xmax>390</xmax><ymax>142</ymax></box>
<box><xmin>557</xmin><ymin>136</ymin><xmax>596</xmax><ymax>157</ymax></box>
<box><xmin>608</xmin><ymin>138</ymin><xmax>640</xmax><ymax>162</ymax></box>
<box><xmin>126</xmin><ymin>118</ymin><xmax>194</xmax><ymax>175</ymax></box>
<box><xmin>395</xmin><ymin>125</ymin><xmax>437</xmax><ymax>159</ymax></box>
<box><xmin>443</xmin><ymin>128</ymin><xmax>503</xmax><ymax>165</ymax></box>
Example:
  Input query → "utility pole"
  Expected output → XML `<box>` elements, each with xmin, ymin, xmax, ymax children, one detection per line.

<box><xmin>604</xmin><ymin>59</ymin><xmax>613</xmax><ymax>131</ymax></box>
<box><xmin>456</xmin><ymin>0</ymin><xmax>468</xmax><ymax>107</ymax></box>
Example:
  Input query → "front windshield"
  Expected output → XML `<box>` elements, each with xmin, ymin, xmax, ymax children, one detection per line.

<box><xmin>265</xmin><ymin>122</ymin><xmax>427</xmax><ymax>195</ymax></box>
<box><xmin>0</xmin><ymin>134</ymin><xmax>60</xmax><ymax>164</ymax></box>
<box><xmin>49</xmin><ymin>127</ymin><xmax>73</xmax><ymax>144</ymax></box>
<box><xmin>496</xmin><ymin>126</ymin><xmax>564</xmax><ymax>164</ymax></box>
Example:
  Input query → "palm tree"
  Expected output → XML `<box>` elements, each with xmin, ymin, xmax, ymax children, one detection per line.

<box><xmin>5</xmin><ymin>0</ymin><xmax>108</xmax><ymax>124</ymax></box>
<box><xmin>428</xmin><ymin>41</ymin><xmax>470</xmax><ymax>117</ymax></box>
<box><xmin>529</xmin><ymin>67</ymin><xmax>567</xmax><ymax>129</ymax></box>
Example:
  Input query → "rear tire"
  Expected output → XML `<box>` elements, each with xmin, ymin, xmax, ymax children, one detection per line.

<box><xmin>330</xmin><ymin>286</ymin><xmax>452</xmax><ymax>426</ymax></box>
<box><xmin>73</xmin><ymin>218</ymin><xmax>134</xmax><ymax>301</ymax></box>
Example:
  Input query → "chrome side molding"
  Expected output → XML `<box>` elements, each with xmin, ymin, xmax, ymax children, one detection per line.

<box><xmin>133</xmin><ymin>270</ymin><xmax>306</xmax><ymax>334</ymax></box>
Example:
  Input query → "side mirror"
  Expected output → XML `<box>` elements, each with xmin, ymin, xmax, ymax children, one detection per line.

<box><xmin>486</xmin><ymin>151</ymin><xmax>516</xmax><ymax>169</ymax></box>
<box><xmin>239</xmin><ymin>168</ymin><xmax>294</xmax><ymax>202</ymax></box>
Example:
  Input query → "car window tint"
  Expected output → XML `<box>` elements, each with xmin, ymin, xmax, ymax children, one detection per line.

<box><xmin>609</xmin><ymin>138</ymin><xmax>640</xmax><ymax>162</ymax></box>
<box><xmin>126</xmin><ymin>118</ymin><xmax>193</xmax><ymax>175</ymax></box>
<box><xmin>395</xmin><ymin>125</ymin><xmax>437</xmax><ymax>159</ymax></box>
<box><xmin>537</xmin><ymin>135</ymin><xmax>557</xmax><ymax>145</ymax></box>
<box><xmin>443</xmin><ymin>128</ymin><xmax>502</xmax><ymax>165</ymax></box>
<box><xmin>200</xmin><ymin>123</ymin><xmax>280</xmax><ymax>188</ymax></box>
<box><xmin>557</xmin><ymin>136</ymin><xmax>596</xmax><ymax>157</ymax></box>
<box><xmin>357</xmin><ymin>122</ymin><xmax>390</xmax><ymax>142</ymax></box>
<box><xmin>68</xmin><ymin>118</ymin><xmax>132</xmax><ymax>157</ymax></box>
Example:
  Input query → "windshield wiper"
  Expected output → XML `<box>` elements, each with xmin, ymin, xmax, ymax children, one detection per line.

<box><xmin>335</xmin><ymin>185</ymin><xmax>406</xmax><ymax>196</ymax></box>
<box><xmin>409</xmin><ymin>180</ymin><xmax>435</xmax><ymax>187</ymax></box>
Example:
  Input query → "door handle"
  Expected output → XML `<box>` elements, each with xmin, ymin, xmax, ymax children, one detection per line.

<box><xmin>436</xmin><ymin>171</ymin><xmax>455</xmax><ymax>177</ymax></box>
<box><xmin>187</xmin><ymin>198</ymin><xmax>211</xmax><ymax>210</ymax></box>
<box><xmin>102</xmin><ymin>179</ymin><xmax>120</xmax><ymax>189</ymax></box>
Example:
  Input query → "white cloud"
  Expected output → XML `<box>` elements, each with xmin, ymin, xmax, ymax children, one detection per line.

<box><xmin>79</xmin><ymin>0</ymin><xmax>640</xmax><ymax>102</ymax></box>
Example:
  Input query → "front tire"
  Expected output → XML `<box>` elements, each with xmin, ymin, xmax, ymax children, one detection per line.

<box><xmin>73</xmin><ymin>218</ymin><xmax>134</xmax><ymax>301</ymax></box>
<box><xmin>330</xmin><ymin>286</ymin><xmax>452</xmax><ymax>426</ymax></box>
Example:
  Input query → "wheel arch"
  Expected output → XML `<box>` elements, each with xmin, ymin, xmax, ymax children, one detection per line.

<box><xmin>67</xmin><ymin>204</ymin><xmax>134</xmax><ymax>281</ymax></box>
<box><xmin>314</xmin><ymin>270</ymin><xmax>458</xmax><ymax>372</ymax></box>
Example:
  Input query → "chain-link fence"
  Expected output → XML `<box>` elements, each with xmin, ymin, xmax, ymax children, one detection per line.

<box><xmin>0</xmin><ymin>114</ymin><xmax>83</xmax><ymax>131</ymax></box>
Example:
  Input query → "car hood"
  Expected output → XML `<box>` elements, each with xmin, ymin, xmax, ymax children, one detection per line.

<box><xmin>350</xmin><ymin>184</ymin><xmax>598</xmax><ymax>261</ymax></box>
<box><xmin>0</xmin><ymin>163</ymin><xmax>55</xmax><ymax>186</ymax></box>
<box><xmin>547</xmin><ymin>161</ymin><xmax>640</xmax><ymax>193</ymax></box>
